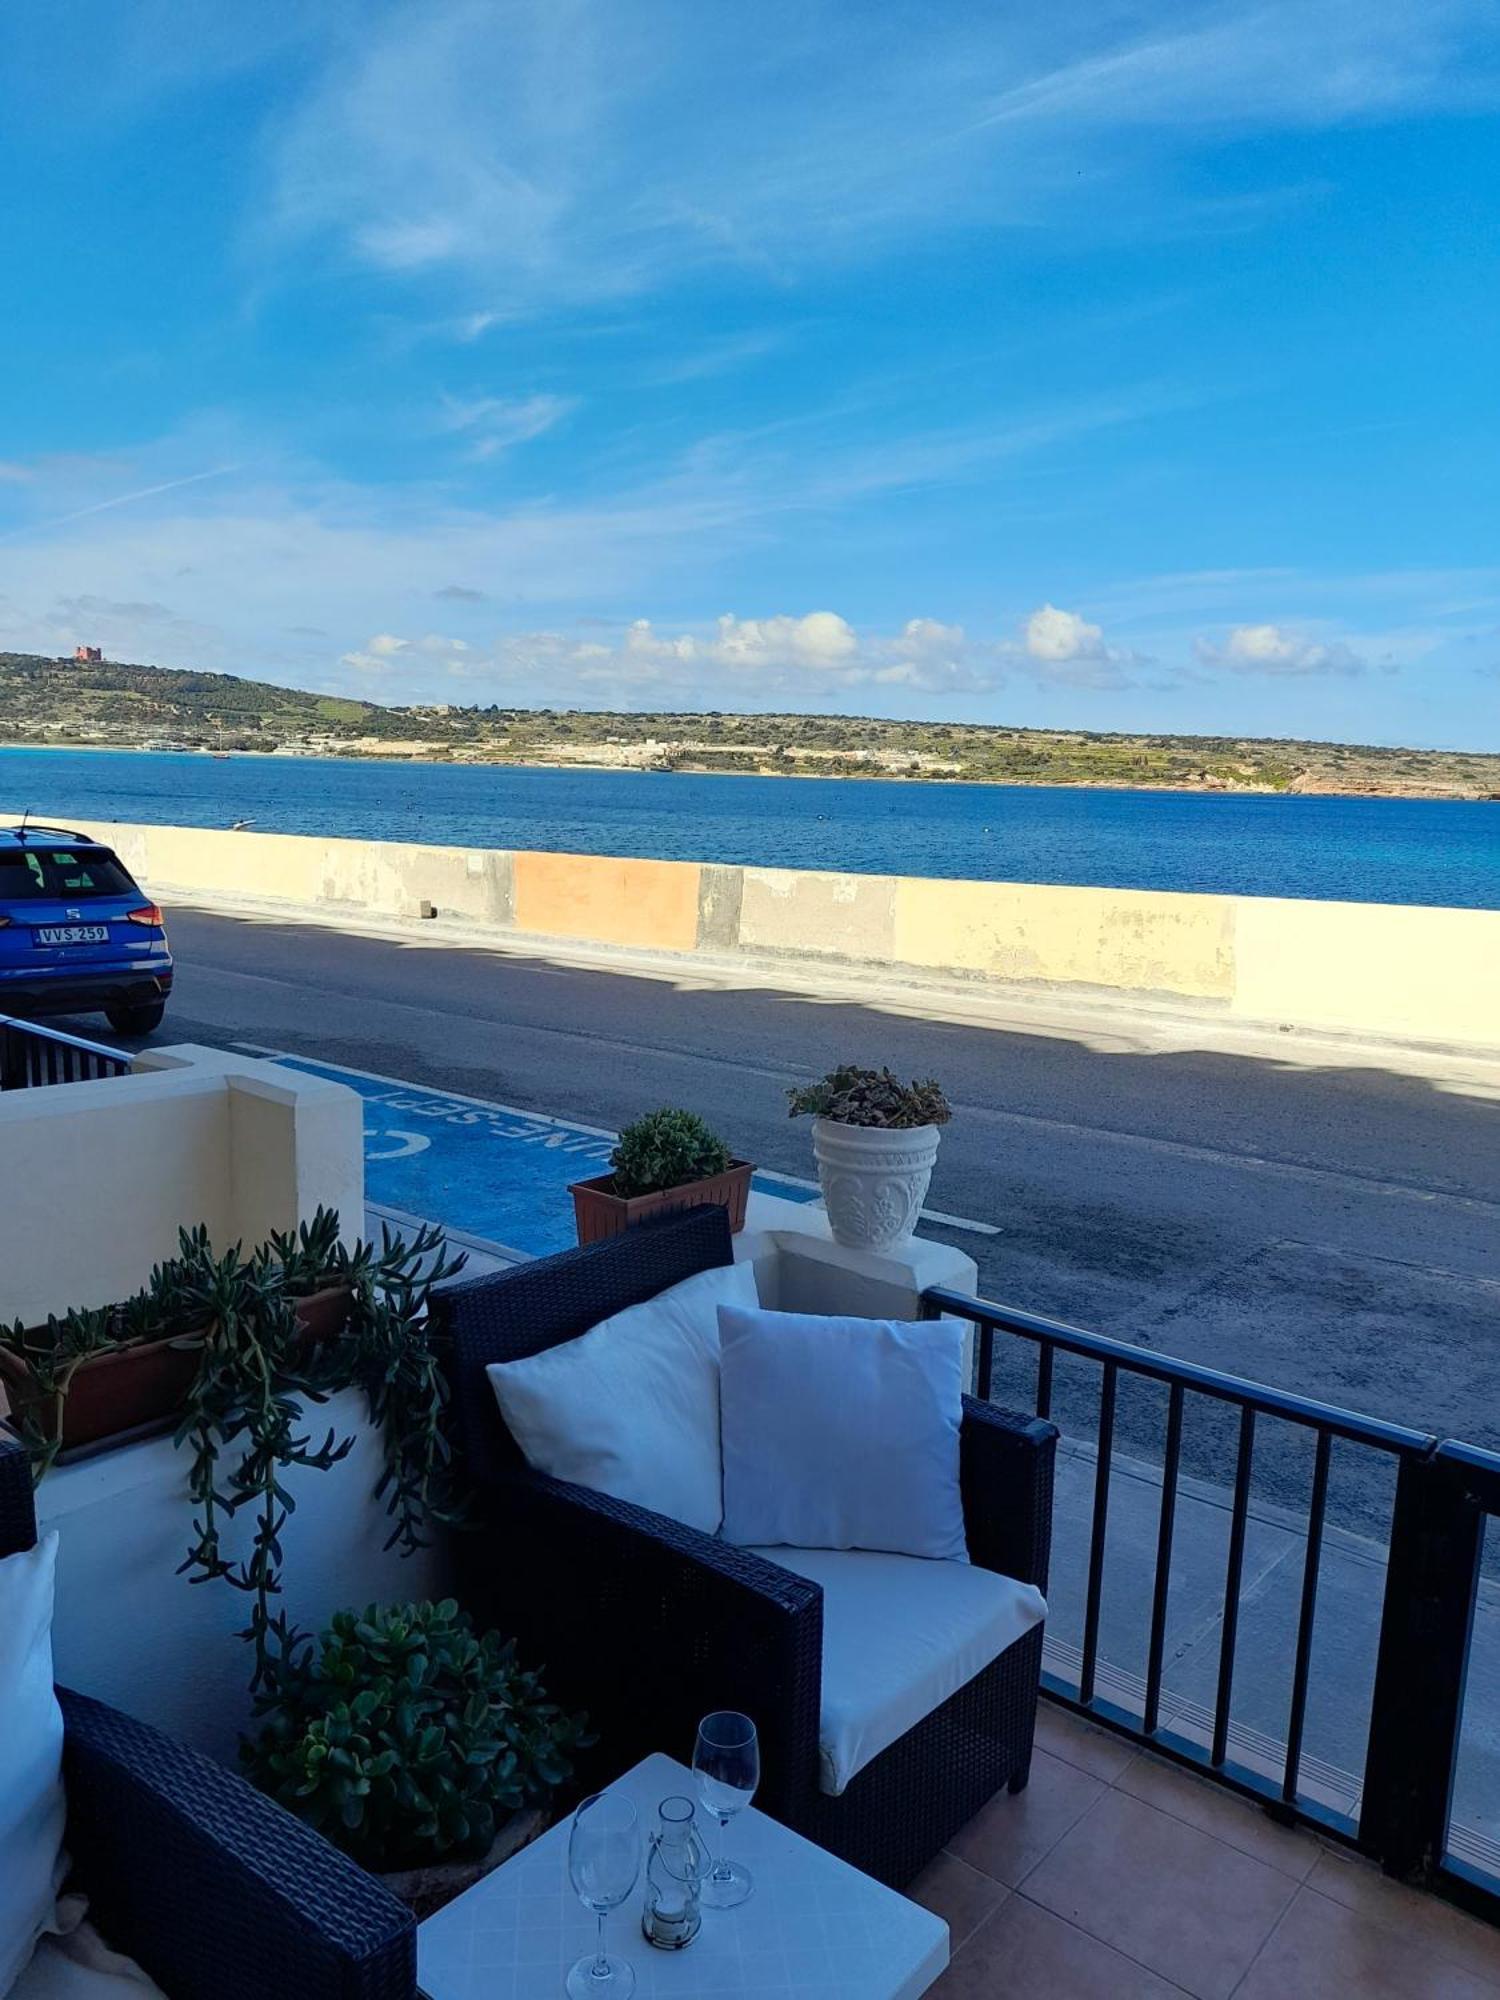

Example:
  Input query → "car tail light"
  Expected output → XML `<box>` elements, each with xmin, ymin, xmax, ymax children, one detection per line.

<box><xmin>127</xmin><ymin>903</ymin><xmax>163</xmax><ymax>926</ymax></box>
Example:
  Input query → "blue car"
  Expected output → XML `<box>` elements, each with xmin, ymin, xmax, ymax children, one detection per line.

<box><xmin>0</xmin><ymin>824</ymin><xmax>173</xmax><ymax>1034</ymax></box>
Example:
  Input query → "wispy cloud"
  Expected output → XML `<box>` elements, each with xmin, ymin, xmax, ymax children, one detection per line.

<box><xmin>435</xmin><ymin>392</ymin><xmax>577</xmax><ymax>460</ymax></box>
<box><xmin>0</xmin><ymin>463</ymin><xmax>243</xmax><ymax>542</ymax></box>
<box><xmin>253</xmin><ymin>0</ymin><xmax>1500</xmax><ymax>316</ymax></box>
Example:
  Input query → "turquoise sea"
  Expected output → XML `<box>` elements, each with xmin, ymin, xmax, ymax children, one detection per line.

<box><xmin>0</xmin><ymin>746</ymin><xmax>1497</xmax><ymax>910</ymax></box>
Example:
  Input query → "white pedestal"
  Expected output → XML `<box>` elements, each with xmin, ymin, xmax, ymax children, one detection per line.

<box><xmin>734</xmin><ymin>1192</ymin><xmax>979</xmax><ymax>1375</ymax></box>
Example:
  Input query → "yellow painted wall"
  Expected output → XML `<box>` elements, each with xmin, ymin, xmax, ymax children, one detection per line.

<box><xmin>893</xmin><ymin>877</ymin><xmax>1236</xmax><ymax>999</ymax></box>
<box><xmin>511</xmin><ymin>849</ymin><xmax>702</xmax><ymax>951</ymax></box>
<box><xmin>1231</xmin><ymin>897</ymin><xmax>1500</xmax><ymax>1043</ymax></box>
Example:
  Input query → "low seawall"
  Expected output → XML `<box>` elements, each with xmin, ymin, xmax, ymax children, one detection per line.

<box><xmin>34</xmin><ymin>814</ymin><xmax>1500</xmax><ymax>1051</ymax></box>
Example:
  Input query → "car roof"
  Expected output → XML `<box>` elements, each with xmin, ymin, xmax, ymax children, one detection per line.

<box><xmin>0</xmin><ymin>825</ymin><xmax>109</xmax><ymax>850</ymax></box>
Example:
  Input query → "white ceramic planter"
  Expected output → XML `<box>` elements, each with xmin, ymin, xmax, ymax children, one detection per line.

<box><xmin>811</xmin><ymin>1117</ymin><xmax>942</xmax><ymax>1250</ymax></box>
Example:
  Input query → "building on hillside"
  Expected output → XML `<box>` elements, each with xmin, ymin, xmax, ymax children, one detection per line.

<box><xmin>73</xmin><ymin>644</ymin><xmax>103</xmax><ymax>663</ymax></box>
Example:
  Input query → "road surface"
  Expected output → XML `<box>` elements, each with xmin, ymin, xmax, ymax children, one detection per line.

<box><xmin>89</xmin><ymin>902</ymin><xmax>1500</xmax><ymax>1536</ymax></box>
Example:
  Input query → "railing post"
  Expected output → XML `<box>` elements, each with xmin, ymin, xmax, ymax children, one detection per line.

<box><xmin>1359</xmin><ymin>1450</ymin><xmax>1484</xmax><ymax>1881</ymax></box>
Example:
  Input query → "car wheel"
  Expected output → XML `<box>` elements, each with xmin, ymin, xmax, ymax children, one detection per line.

<box><xmin>105</xmin><ymin>1001</ymin><xmax>166</xmax><ymax>1036</ymax></box>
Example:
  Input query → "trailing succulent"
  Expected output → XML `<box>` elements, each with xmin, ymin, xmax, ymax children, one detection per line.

<box><xmin>243</xmin><ymin>1598</ymin><xmax>591</xmax><ymax>1872</ymax></box>
<box><xmin>786</xmin><ymin>1064</ymin><xmax>952</xmax><ymax>1130</ymax></box>
<box><xmin>4</xmin><ymin>1207</ymin><xmax>469</xmax><ymax>1696</ymax></box>
<box><xmin>609</xmin><ymin>1106</ymin><xmax>732</xmax><ymax>1197</ymax></box>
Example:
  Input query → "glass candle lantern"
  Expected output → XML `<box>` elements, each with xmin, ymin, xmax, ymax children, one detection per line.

<box><xmin>641</xmin><ymin>1795</ymin><xmax>709</xmax><ymax>1950</ymax></box>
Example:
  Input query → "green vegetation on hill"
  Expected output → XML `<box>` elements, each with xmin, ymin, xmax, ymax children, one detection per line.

<box><xmin>2</xmin><ymin>649</ymin><xmax>1496</xmax><ymax>798</ymax></box>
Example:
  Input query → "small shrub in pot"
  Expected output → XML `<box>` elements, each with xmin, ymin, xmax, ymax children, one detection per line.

<box><xmin>570</xmin><ymin>1107</ymin><xmax>753</xmax><ymax>1241</ymax></box>
<box><xmin>788</xmin><ymin>1065</ymin><xmax>953</xmax><ymax>1249</ymax></box>
<box><xmin>609</xmin><ymin>1107</ymin><xmax>732</xmax><ymax>1195</ymax></box>
<box><xmin>244</xmin><ymin>1597</ymin><xmax>591</xmax><ymax>1905</ymax></box>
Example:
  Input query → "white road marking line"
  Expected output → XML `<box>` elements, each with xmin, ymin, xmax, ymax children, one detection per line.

<box><xmin>237</xmin><ymin>1041</ymin><xmax>1003</xmax><ymax>1235</ymax></box>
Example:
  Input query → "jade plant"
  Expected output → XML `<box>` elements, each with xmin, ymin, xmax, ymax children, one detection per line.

<box><xmin>609</xmin><ymin>1106</ymin><xmax>732</xmax><ymax>1197</ymax></box>
<box><xmin>787</xmin><ymin>1064</ymin><xmax>952</xmax><ymax>1129</ymax></box>
<box><xmin>242</xmin><ymin>1598</ymin><xmax>591</xmax><ymax>1872</ymax></box>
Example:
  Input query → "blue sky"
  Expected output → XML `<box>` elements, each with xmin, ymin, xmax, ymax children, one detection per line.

<box><xmin>1</xmin><ymin>1</ymin><xmax>1498</xmax><ymax>749</ymax></box>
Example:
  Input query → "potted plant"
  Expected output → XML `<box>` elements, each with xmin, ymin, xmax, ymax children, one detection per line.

<box><xmin>787</xmin><ymin>1064</ymin><xmax>952</xmax><ymax>1250</ymax></box>
<box><xmin>3</xmin><ymin>1210</ymin><xmax>470</xmax><ymax>1708</ymax></box>
<box><xmin>242</xmin><ymin>1598</ymin><xmax>591</xmax><ymax>1918</ymax></box>
<box><xmin>0</xmin><ymin>1211</ymin><xmax>357</xmax><ymax>1469</ymax></box>
<box><xmin>569</xmin><ymin>1107</ymin><xmax>753</xmax><ymax>1243</ymax></box>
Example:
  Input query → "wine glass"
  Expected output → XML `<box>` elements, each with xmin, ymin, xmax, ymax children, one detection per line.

<box><xmin>693</xmin><ymin>1711</ymin><xmax>759</xmax><ymax>1908</ymax></box>
<box><xmin>567</xmin><ymin>1793</ymin><xmax>640</xmax><ymax>1997</ymax></box>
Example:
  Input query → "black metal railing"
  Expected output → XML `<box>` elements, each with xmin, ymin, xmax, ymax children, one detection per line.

<box><xmin>924</xmin><ymin>1284</ymin><xmax>1500</xmax><ymax>1925</ymax></box>
<box><xmin>0</xmin><ymin>1014</ymin><xmax>133</xmax><ymax>1090</ymax></box>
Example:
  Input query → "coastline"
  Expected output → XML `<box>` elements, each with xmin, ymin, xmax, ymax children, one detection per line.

<box><xmin>0</xmin><ymin>739</ymin><xmax>1488</xmax><ymax>804</ymax></box>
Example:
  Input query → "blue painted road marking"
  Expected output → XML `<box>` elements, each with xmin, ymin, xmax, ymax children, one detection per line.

<box><xmin>237</xmin><ymin>1046</ymin><xmax>818</xmax><ymax>1257</ymax></box>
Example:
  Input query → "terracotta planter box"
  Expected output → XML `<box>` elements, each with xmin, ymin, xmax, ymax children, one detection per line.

<box><xmin>0</xmin><ymin>1330</ymin><xmax>206</xmax><ymax>1455</ymax></box>
<box><xmin>569</xmin><ymin>1161</ymin><xmax>754</xmax><ymax>1244</ymax></box>
<box><xmin>290</xmin><ymin>1283</ymin><xmax>354</xmax><ymax>1347</ymax></box>
<box><xmin>0</xmin><ymin>1284</ymin><xmax>353</xmax><ymax>1457</ymax></box>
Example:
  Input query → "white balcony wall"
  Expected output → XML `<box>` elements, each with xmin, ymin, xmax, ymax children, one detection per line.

<box><xmin>0</xmin><ymin>1045</ymin><xmax>364</xmax><ymax>1325</ymax></box>
<box><xmin>38</xmin><ymin>1388</ymin><xmax>449</xmax><ymax>1759</ymax></box>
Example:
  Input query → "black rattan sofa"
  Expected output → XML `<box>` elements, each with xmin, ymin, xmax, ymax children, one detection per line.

<box><xmin>0</xmin><ymin>1438</ymin><xmax>415</xmax><ymax>2000</ymax></box>
<box><xmin>435</xmin><ymin>1205</ymin><xmax>1057</xmax><ymax>1888</ymax></box>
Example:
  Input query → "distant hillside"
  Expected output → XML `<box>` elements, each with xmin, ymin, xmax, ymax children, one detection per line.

<box><xmin>2</xmin><ymin>648</ymin><xmax>1497</xmax><ymax>798</ymax></box>
<box><xmin>0</xmin><ymin>651</ymin><xmax>377</xmax><ymax>747</ymax></box>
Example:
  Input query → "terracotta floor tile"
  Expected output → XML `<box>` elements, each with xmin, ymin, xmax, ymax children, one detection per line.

<box><xmin>931</xmin><ymin>1895</ymin><xmax>1190</xmax><ymax>1997</ymax></box>
<box><xmin>908</xmin><ymin>1852</ymin><xmax>1008</xmax><ymax>1953</ymax></box>
<box><xmin>1304</xmin><ymin>1851</ymin><xmax>1500</xmax><ymax>1989</ymax></box>
<box><xmin>947</xmin><ymin>1748</ymin><xmax>1106</xmax><ymax>1888</ymax></box>
<box><xmin>1235</xmin><ymin>1886</ymin><xmax>1500</xmax><ymax>1999</ymax></box>
<box><xmin>1022</xmin><ymin>1789</ymin><xmax>1296</xmax><ymax>1999</ymax></box>
<box><xmin>1034</xmin><ymin>1701</ymin><xmax>1140</xmax><ymax>1783</ymax></box>
<box><xmin>1115</xmin><ymin>1751</ymin><xmax>1321</xmax><ymax>1880</ymax></box>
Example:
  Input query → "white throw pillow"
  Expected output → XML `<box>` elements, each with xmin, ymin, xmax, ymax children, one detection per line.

<box><xmin>718</xmin><ymin>1307</ymin><xmax>969</xmax><ymax>1561</ymax></box>
<box><xmin>0</xmin><ymin>1532</ymin><xmax>68</xmax><ymax>2000</ymax></box>
<box><xmin>487</xmin><ymin>1259</ymin><xmax>760</xmax><ymax>1534</ymax></box>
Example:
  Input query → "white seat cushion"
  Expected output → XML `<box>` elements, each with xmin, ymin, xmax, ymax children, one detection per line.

<box><xmin>10</xmin><ymin>1904</ymin><xmax>166</xmax><ymax>1998</ymax></box>
<box><xmin>488</xmin><ymin>1259</ymin><xmax>759</xmax><ymax>1534</ymax></box>
<box><xmin>748</xmin><ymin>1546</ymin><xmax>1046</xmax><ymax>1796</ymax></box>
<box><xmin>0</xmin><ymin>1533</ymin><xmax>67</xmax><ymax>1998</ymax></box>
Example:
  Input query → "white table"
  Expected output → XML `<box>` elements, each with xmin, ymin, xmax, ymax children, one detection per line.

<box><xmin>417</xmin><ymin>1753</ymin><xmax>949</xmax><ymax>2000</ymax></box>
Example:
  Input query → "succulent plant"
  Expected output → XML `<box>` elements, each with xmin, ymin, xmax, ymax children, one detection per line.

<box><xmin>786</xmin><ymin>1064</ymin><xmax>952</xmax><ymax>1130</ymax></box>
<box><xmin>609</xmin><ymin>1106</ymin><xmax>732</xmax><ymax>1197</ymax></box>
<box><xmin>243</xmin><ymin>1598</ymin><xmax>591</xmax><ymax>1872</ymax></box>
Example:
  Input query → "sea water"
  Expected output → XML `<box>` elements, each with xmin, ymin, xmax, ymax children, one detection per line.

<box><xmin>0</xmin><ymin>747</ymin><xmax>1496</xmax><ymax>910</ymax></box>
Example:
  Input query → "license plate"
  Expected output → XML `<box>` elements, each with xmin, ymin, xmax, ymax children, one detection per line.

<box><xmin>35</xmin><ymin>925</ymin><xmax>109</xmax><ymax>945</ymax></box>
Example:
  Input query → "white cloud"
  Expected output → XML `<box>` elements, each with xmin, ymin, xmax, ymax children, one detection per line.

<box><xmin>1024</xmin><ymin>603</ymin><xmax>1106</xmax><ymax>663</ymax></box>
<box><xmin>1196</xmin><ymin>623</ymin><xmax>1366</xmax><ymax>676</ymax></box>
<box><xmin>1019</xmin><ymin>602</ymin><xmax>1142</xmax><ymax>690</ymax></box>
<box><xmin>367</xmin><ymin>632</ymin><xmax>409</xmax><ymax>656</ymax></box>
<box><xmin>344</xmin><ymin>612</ymin><xmax>1011</xmax><ymax>703</ymax></box>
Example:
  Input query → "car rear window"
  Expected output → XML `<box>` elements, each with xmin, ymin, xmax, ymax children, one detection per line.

<box><xmin>0</xmin><ymin>847</ymin><xmax>138</xmax><ymax>900</ymax></box>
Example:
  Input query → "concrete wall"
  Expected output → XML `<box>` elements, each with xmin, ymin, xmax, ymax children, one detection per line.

<box><xmin>23</xmin><ymin>813</ymin><xmax>1500</xmax><ymax>1051</ymax></box>
<box><xmin>0</xmin><ymin>1045</ymin><xmax>365</xmax><ymax>1323</ymax></box>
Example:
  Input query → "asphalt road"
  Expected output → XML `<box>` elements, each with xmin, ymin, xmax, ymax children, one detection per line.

<box><xmin>90</xmin><ymin>903</ymin><xmax>1500</xmax><ymax>1537</ymax></box>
